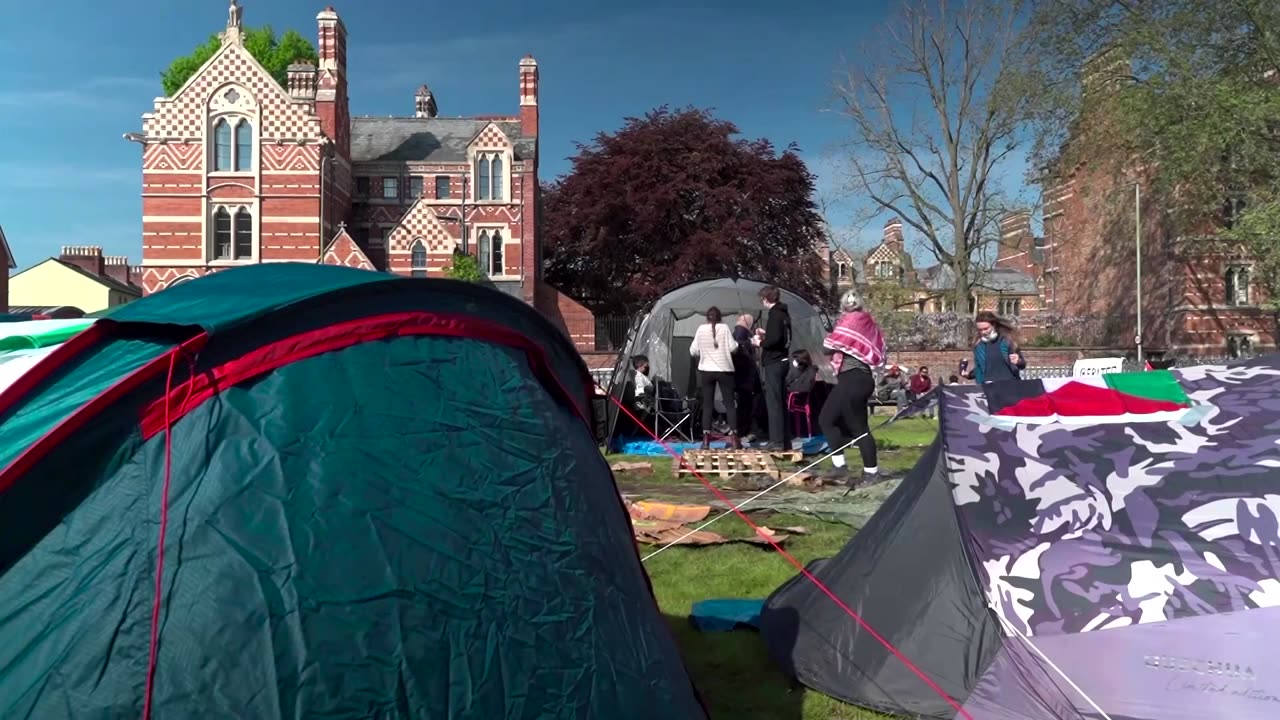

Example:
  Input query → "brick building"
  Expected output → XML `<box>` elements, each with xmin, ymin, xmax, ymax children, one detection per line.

<box><xmin>1038</xmin><ymin>51</ymin><xmax>1274</xmax><ymax>358</ymax></box>
<box><xmin>850</xmin><ymin>217</ymin><xmax>1045</xmax><ymax>324</ymax></box>
<box><xmin>1042</xmin><ymin>164</ymin><xmax>1272</xmax><ymax>357</ymax></box>
<box><xmin>130</xmin><ymin>2</ymin><xmax>593</xmax><ymax>341</ymax></box>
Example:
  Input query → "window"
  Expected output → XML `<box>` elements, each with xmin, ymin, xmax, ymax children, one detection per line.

<box><xmin>409</xmin><ymin>176</ymin><xmax>424</xmax><ymax>199</ymax></box>
<box><xmin>211</xmin><ymin>206</ymin><xmax>253</xmax><ymax>261</ymax></box>
<box><xmin>410</xmin><ymin>240</ymin><xmax>427</xmax><ymax>277</ymax></box>
<box><xmin>1223</xmin><ymin>196</ymin><xmax>1247</xmax><ymax>230</ymax></box>
<box><xmin>1226</xmin><ymin>265</ymin><xmax>1250</xmax><ymax>306</ymax></box>
<box><xmin>234</xmin><ymin>208</ymin><xmax>253</xmax><ymax>258</ymax></box>
<box><xmin>477</xmin><ymin>229</ymin><xmax>504</xmax><ymax>276</ymax></box>
<box><xmin>212</xmin><ymin>118</ymin><xmax>252</xmax><ymax>172</ymax></box>
<box><xmin>968</xmin><ymin>295</ymin><xmax>978</xmax><ymax>315</ymax></box>
<box><xmin>214</xmin><ymin>120</ymin><xmax>232</xmax><ymax>171</ymax></box>
<box><xmin>235</xmin><ymin>122</ymin><xmax>253</xmax><ymax>171</ymax></box>
<box><xmin>356</xmin><ymin>177</ymin><xmax>370</xmax><ymax>196</ymax></box>
<box><xmin>435</xmin><ymin>175</ymin><xmax>451</xmax><ymax>199</ymax></box>
<box><xmin>998</xmin><ymin>298</ymin><xmax>1022</xmax><ymax>318</ymax></box>
<box><xmin>382</xmin><ymin>177</ymin><xmax>399</xmax><ymax>199</ymax></box>
<box><xmin>837</xmin><ymin>262</ymin><xmax>849</xmax><ymax>281</ymax></box>
<box><xmin>874</xmin><ymin>261</ymin><xmax>895</xmax><ymax>278</ymax></box>
<box><xmin>474</xmin><ymin>154</ymin><xmax>505</xmax><ymax>201</ymax></box>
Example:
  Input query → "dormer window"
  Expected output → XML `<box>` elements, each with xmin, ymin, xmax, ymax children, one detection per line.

<box><xmin>837</xmin><ymin>262</ymin><xmax>850</xmax><ymax>281</ymax></box>
<box><xmin>874</xmin><ymin>261</ymin><xmax>895</xmax><ymax>278</ymax></box>
<box><xmin>212</xmin><ymin>117</ymin><xmax>254</xmax><ymax>172</ymax></box>
<box><xmin>410</xmin><ymin>240</ymin><xmax>427</xmax><ymax>277</ymax></box>
<box><xmin>474</xmin><ymin>153</ymin><xmax>505</xmax><ymax>201</ymax></box>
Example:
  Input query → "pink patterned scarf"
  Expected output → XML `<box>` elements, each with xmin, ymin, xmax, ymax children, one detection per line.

<box><xmin>824</xmin><ymin>310</ymin><xmax>886</xmax><ymax>373</ymax></box>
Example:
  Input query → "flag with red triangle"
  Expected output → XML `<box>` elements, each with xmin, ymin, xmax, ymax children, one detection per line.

<box><xmin>983</xmin><ymin>370</ymin><xmax>1192</xmax><ymax>425</ymax></box>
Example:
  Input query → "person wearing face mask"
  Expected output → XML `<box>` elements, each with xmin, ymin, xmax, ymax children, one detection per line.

<box><xmin>963</xmin><ymin>311</ymin><xmax>1025</xmax><ymax>384</ymax></box>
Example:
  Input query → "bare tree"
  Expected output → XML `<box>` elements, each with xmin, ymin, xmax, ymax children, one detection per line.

<box><xmin>834</xmin><ymin>0</ymin><xmax>1041</xmax><ymax>308</ymax></box>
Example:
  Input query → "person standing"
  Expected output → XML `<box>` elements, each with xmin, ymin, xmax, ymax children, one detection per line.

<box><xmin>753</xmin><ymin>286</ymin><xmax>792</xmax><ymax>452</ymax></box>
<box><xmin>731</xmin><ymin>313</ymin><xmax>759</xmax><ymax>441</ymax></box>
<box><xmin>819</xmin><ymin>290</ymin><xmax>886</xmax><ymax>484</ymax></box>
<box><xmin>962</xmin><ymin>311</ymin><xmax>1025</xmax><ymax>384</ymax></box>
<box><xmin>690</xmin><ymin>306</ymin><xmax>741</xmax><ymax>449</ymax></box>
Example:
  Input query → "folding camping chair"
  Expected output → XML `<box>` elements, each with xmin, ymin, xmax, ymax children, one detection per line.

<box><xmin>653</xmin><ymin>379</ymin><xmax>695</xmax><ymax>442</ymax></box>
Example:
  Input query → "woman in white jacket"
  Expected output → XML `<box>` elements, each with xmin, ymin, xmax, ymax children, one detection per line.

<box><xmin>690</xmin><ymin>306</ymin><xmax>741</xmax><ymax>449</ymax></box>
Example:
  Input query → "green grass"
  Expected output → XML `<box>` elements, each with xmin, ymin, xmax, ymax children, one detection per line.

<box><xmin>646</xmin><ymin>513</ymin><xmax>896</xmax><ymax>719</ymax></box>
<box><xmin>615</xmin><ymin>428</ymin><xmax>937</xmax><ymax>719</ymax></box>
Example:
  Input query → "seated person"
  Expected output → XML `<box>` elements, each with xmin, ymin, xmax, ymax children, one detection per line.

<box><xmin>785</xmin><ymin>349</ymin><xmax>818</xmax><ymax>395</ymax></box>
<box><xmin>876</xmin><ymin>365</ymin><xmax>909</xmax><ymax>408</ymax></box>
<box><xmin>632</xmin><ymin>355</ymin><xmax>655</xmax><ymax>410</ymax></box>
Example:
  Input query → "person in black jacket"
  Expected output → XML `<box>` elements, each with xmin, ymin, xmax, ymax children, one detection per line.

<box><xmin>753</xmin><ymin>285</ymin><xmax>792</xmax><ymax>451</ymax></box>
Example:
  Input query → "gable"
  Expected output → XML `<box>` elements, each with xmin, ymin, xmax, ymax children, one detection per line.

<box><xmin>467</xmin><ymin>122</ymin><xmax>513</xmax><ymax>152</ymax></box>
<box><xmin>144</xmin><ymin>41</ymin><xmax>325</xmax><ymax>143</ymax></box>
<box><xmin>321</xmin><ymin>227</ymin><xmax>376</xmax><ymax>271</ymax></box>
<box><xmin>868</xmin><ymin>243</ymin><xmax>903</xmax><ymax>264</ymax></box>
<box><xmin>386</xmin><ymin>199</ymin><xmax>456</xmax><ymax>255</ymax></box>
<box><xmin>11</xmin><ymin>260</ymin><xmax>114</xmax><ymax>295</ymax></box>
<box><xmin>0</xmin><ymin>225</ymin><xmax>15</xmax><ymax>270</ymax></box>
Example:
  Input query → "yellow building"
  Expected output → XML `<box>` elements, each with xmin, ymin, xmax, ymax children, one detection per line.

<box><xmin>9</xmin><ymin>246</ymin><xmax>142</xmax><ymax>314</ymax></box>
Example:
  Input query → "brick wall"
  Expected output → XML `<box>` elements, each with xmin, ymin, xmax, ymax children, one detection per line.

<box><xmin>535</xmin><ymin>282</ymin><xmax>597</xmax><ymax>352</ymax></box>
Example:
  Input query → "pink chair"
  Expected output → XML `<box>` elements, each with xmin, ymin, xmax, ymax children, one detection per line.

<box><xmin>787</xmin><ymin>391</ymin><xmax>812</xmax><ymax>438</ymax></box>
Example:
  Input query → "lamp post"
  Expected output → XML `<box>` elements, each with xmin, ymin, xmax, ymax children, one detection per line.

<box><xmin>436</xmin><ymin>174</ymin><xmax>469</xmax><ymax>255</ymax></box>
<box><xmin>1133</xmin><ymin>182</ymin><xmax>1144</xmax><ymax>365</ymax></box>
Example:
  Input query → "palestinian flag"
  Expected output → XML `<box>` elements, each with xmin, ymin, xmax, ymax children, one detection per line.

<box><xmin>984</xmin><ymin>370</ymin><xmax>1192</xmax><ymax>425</ymax></box>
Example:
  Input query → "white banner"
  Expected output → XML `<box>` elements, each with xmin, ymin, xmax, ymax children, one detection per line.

<box><xmin>1071</xmin><ymin>357</ymin><xmax>1125</xmax><ymax>376</ymax></box>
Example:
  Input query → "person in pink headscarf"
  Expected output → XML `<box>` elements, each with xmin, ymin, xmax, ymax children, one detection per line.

<box><xmin>819</xmin><ymin>289</ymin><xmax>886</xmax><ymax>484</ymax></box>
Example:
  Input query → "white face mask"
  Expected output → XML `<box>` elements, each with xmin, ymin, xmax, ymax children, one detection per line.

<box><xmin>983</xmin><ymin>329</ymin><xmax>998</xmax><ymax>342</ymax></box>
<box><xmin>792</xmin><ymin>360</ymin><xmax>799</xmax><ymax>368</ymax></box>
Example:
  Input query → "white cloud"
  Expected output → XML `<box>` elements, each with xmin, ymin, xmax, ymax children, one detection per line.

<box><xmin>0</xmin><ymin>77</ymin><xmax>156</xmax><ymax>109</ymax></box>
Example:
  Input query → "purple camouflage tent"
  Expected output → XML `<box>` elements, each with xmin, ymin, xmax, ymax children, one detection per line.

<box><xmin>760</xmin><ymin>356</ymin><xmax>1280</xmax><ymax>719</ymax></box>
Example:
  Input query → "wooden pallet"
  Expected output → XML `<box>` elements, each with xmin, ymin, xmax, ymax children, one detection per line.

<box><xmin>676</xmin><ymin>450</ymin><xmax>780</xmax><ymax>478</ymax></box>
<box><xmin>766</xmin><ymin>449</ymin><xmax>802</xmax><ymax>463</ymax></box>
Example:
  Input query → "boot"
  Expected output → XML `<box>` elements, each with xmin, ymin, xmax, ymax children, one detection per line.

<box><xmin>701</xmin><ymin>434</ymin><xmax>711</xmax><ymax>450</ymax></box>
<box><xmin>729</xmin><ymin>433</ymin><xmax>743</xmax><ymax>450</ymax></box>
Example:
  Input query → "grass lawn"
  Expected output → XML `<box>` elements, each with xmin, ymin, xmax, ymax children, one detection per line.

<box><xmin>613</xmin><ymin>421</ymin><xmax>939</xmax><ymax>719</ymax></box>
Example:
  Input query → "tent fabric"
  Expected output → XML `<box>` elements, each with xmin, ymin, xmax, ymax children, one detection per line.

<box><xmin>605</xmin><ymin>278</ymin><xmax>830</xmax><ymax>446</ymax></box>
<box><xmin>760</xmin><ymin>356</ymin><xmax>1280</xmax><ymax>719</ymax></box>
<box><xmin>0</xmin><ymin>264</ymin><xmax>706</xmax><ymax>719</ymax></box>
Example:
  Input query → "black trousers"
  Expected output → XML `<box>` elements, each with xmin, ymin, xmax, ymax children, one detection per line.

<box><xmin>699</xmin><ymin>371</ymin><xmax>738</xmax><ymax>434</ymax></box>
<box><xmin>819</xmin><ymin>368</ymin><xmax>878</xmax><ymax>468</ymax></box>
<box><xmin>734</xmin><ymin>382</ymin><xmax>756</xmax><ymax>436</ymax></box>
<box><xmin>762</xmin><ymin>359</ymin><xmax>790</xmax><ymax>446</ymax></box>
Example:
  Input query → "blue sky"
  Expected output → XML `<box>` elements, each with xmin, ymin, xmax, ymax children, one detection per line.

<box><xmin>0</xmin><ymin>0</ymin><xmax>1029</xmax><ymax>271</ymax></box>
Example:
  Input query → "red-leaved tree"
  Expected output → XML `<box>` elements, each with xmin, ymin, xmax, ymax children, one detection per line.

<box><xmin>543</xmin><ymin>107</ymin><xmax>828</xmax><ymax>316</ymax></box>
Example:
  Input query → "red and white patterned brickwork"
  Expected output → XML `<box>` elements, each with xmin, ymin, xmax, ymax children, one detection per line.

<box><xmin>469</xmin><ymin>123</ymin><xmax>512</xmax><ymax>152</ymax></box>
<box><xmin>144</xmin><ymin>44</ymin><xmax>325</xmax><ymax>143</ymax></box>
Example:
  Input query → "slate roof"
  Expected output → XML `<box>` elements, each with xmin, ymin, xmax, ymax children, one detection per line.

<box><xmin>918</xmin><ymin>264</ymin><xmax>1038</xmax><ymax>294</ymax></box>
<box><xmin>47</xmin><ymin>259</ymin><xmax>143</xmax><ymax>296</ymax></box>
<box><xmin>350</xmin><ymin>117</ymin><xmax>534</xmax><ymax>164</ymax></box>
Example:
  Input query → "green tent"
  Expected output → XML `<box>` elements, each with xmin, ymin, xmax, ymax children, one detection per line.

<box><xmin>0</xmin><ymin>264</ymin><xmax>705</xmax><ymax>719</ymax></box>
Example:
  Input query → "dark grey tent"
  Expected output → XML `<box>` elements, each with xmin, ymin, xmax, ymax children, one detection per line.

<box><xmin>602</xmin><ymin>278</ymin><xmax>830</xmax><ymax>449</ymax></box>
<box><xmin>761</xmin><ymin>359</ymin><xmax>1280</xmax><ymax>719</ymax></box>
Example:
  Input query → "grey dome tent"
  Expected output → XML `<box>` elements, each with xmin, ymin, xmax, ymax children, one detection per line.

<box><xmin>603</xmin><ymin>278</ymin><xmax>830</xmax><ymax>448</ymax></box>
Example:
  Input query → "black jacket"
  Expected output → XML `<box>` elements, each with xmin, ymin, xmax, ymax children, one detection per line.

<box><xmin>760</xmin><ymin>302</ymin><xmax>791</xmax><ymax>364</ymax></box>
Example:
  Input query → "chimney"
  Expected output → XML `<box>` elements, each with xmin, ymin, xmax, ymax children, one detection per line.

<box><xmin>59</xmin><ymin>245</ymin><xmax>105</xmax><ymax>277</ymax></box>
<box><xmin>104</xmin><ymin>255</ymin><xmax>132</xmax><ymax>286</ymax></box>
<box><xmin>315</xmin><ymin>7</ymin><xmax>350</xmax><ymax>159</ymax></box>
<box><xmin>287</xmin><ymin>61</ymin><xmax>317</xmax><ymax>102</ymax></box>
<box><xmin>882</xmin><ymin>217</ymin><xmax>905</xmax><ymax>247</ymax></box>
<box><xmin>414</xmin><ymin>85</ymin><xmax>438</xmax><ymax>118</ymax></box>
<box><xmin>519</xmin><ymin>55</ymin><xmax>539</xmax><ymax>137</ymax></box>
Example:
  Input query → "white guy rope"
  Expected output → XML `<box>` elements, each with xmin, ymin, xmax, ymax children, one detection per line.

<box><xmin>639</xmin><ymin>436</ymin><xmax>861</xmax><ymax>562</ymax></box>
<box><xmin>990</xmin><ymin>603</ymin><xmax>1114</xmax><ymax>720</ymax></box>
